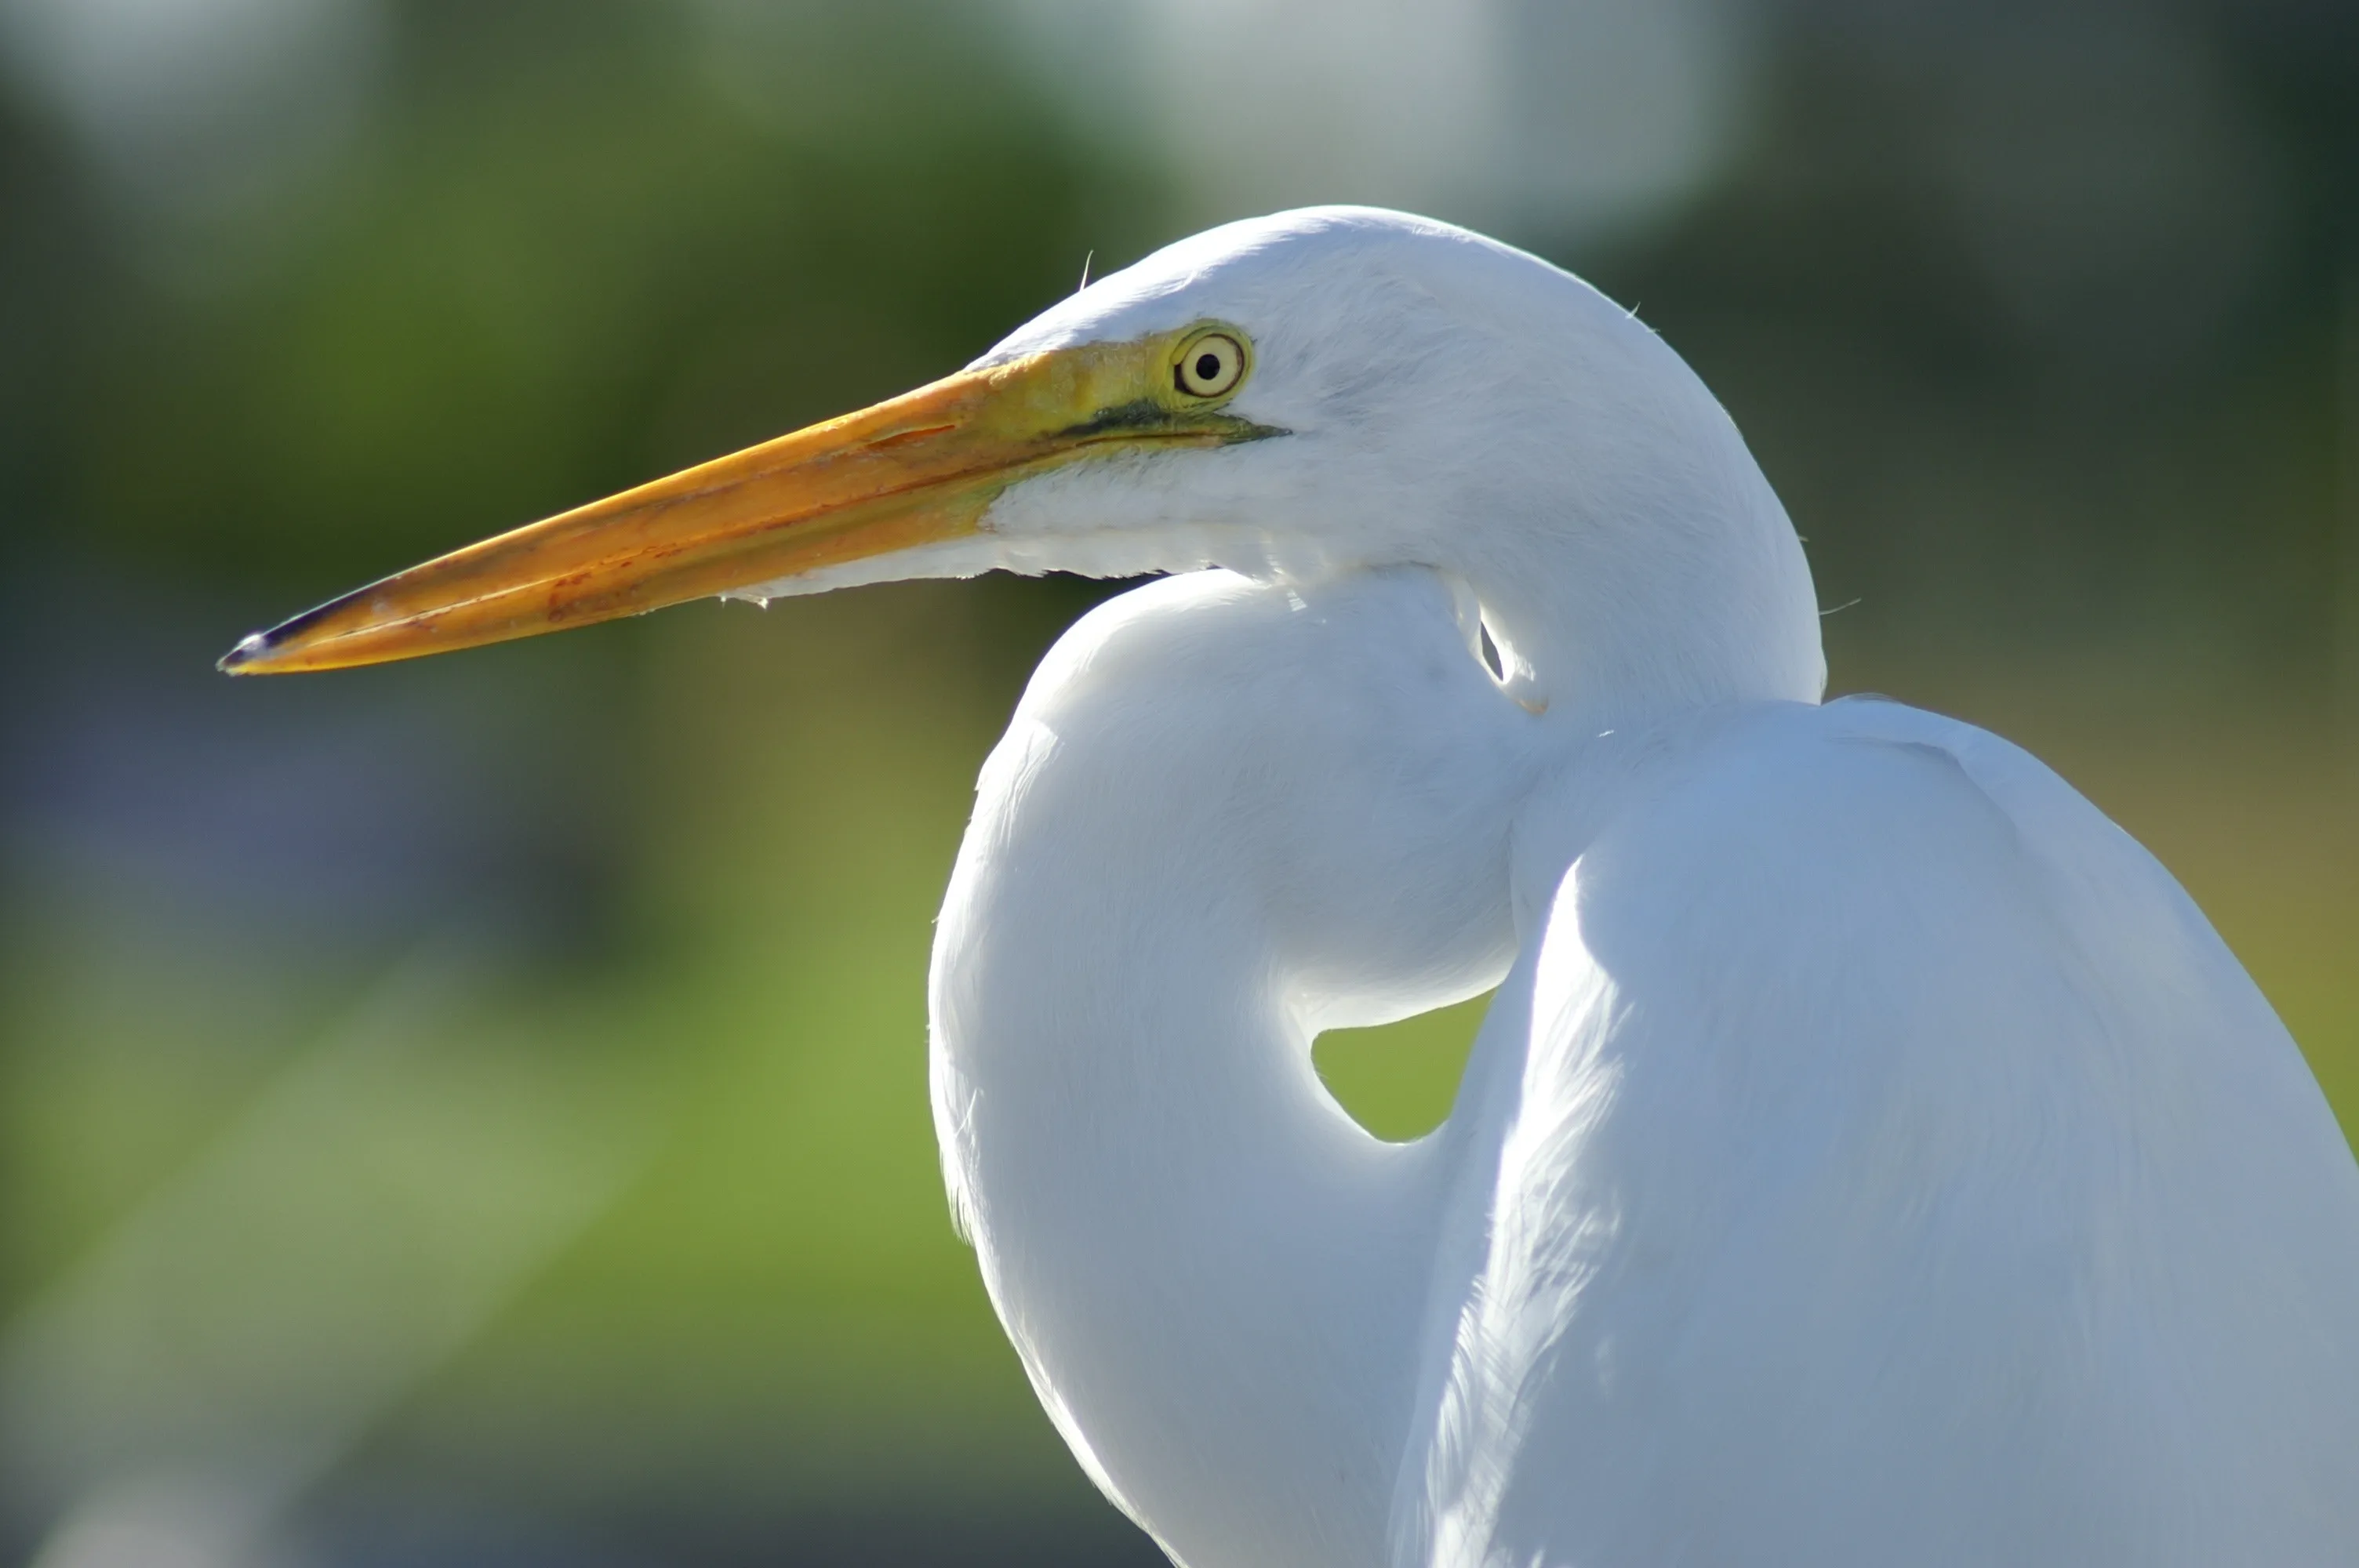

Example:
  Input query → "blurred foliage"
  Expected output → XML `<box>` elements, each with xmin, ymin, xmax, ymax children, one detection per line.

<box><xmin>2</xmin><ymin>0</ymin><xmax>1161</xmax><ymax>590</ymax></box>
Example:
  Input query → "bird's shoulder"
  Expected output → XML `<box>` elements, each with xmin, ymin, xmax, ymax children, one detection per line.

<box><xmin>1397</xmin><ymin>698</ymin><xmax>2359</xmax><ymax>1567</ymax></box>
<box><xmin>1503</xmin><ymin>695</ymin><xmax>2286</xmax><ymax>1069</ymax></box>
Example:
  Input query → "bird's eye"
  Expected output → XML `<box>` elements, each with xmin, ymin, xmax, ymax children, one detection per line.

<box><xmin>1174</xmin><ymin>332</ymin><xmax>1246</xmax><ymax>398</ymax></box>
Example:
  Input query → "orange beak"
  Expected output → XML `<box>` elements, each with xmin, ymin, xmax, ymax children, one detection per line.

<box><xmin>220</xmin><ymin>325</ymin><xmax>1274</xmax><ymax>674</ymax></box>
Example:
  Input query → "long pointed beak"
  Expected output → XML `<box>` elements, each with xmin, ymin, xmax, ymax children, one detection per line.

<box><xmin>219</xmin><ymin>330</ymin><xmax>1272</xmax><ymax>675</ymax></box>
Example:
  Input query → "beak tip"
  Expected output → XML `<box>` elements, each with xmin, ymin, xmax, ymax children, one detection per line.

<box><xmin>216</xmin><ymin>632</ymin><xmax>273</xmax><ymax>675</ymax></box>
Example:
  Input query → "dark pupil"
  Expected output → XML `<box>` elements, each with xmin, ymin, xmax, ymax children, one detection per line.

<box><xmin>1194</xmin><ymin>352</ymin><xmax>1222</xmax><ymax>383</ymax></box>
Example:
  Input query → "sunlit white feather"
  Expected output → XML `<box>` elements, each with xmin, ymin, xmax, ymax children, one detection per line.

<box><xmin>842</xmin><ymin>209</ymin><xmax>2357</xmax><ymax>1567</ymax></box>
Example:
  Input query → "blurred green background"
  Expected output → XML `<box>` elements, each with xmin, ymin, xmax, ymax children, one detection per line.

<box><xmin>0</xmin><ymin>1</ymin><xmax>2354</xmax><ymax>1563</ymax></box>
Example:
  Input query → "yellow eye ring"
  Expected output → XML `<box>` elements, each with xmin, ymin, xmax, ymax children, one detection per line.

<box><xmin>1173</xmin><ymin>331</ymin><xmax>1248</xmax><ymax>399</ymax></box>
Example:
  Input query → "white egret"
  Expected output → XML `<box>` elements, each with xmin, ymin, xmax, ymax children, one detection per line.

<box><xmin>223</xmin><ymin>208</ymin><xmax>2359</xmax><ymax>1566</ymax></box>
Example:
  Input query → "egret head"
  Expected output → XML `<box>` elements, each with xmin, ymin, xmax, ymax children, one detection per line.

<box><xmin>220</xmin><ymin>207</ymin><xmax>1821</xmax><ymax>717</ymax></box>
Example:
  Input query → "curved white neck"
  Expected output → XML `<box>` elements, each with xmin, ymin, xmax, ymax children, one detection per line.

<box><xmin>924</xmin><ymin>558</ymin><xmax>1815</xmax><ymax>1566</ymax></box>
<box><xmin>932</xmin><ymin>751</ymin><xmax>1452</xmax><ymax>1568</ymax></box>
<box><xmin>929</xmin><ymin>570</ymin><xmax>1552</xmax><ymax>1568</ymax></box>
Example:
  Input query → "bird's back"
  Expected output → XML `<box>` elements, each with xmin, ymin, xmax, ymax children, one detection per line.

<box><xmin>1400</xmin><ymin>697</ymin><xmax>2359</xmax><ymax>1566</ymax></box>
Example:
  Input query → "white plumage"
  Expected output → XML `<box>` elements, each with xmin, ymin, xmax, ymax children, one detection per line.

<box><xmin>918</xmin><ymin>211</ymin><xmax>2359</xmax><ymax>1566</ymax></box>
